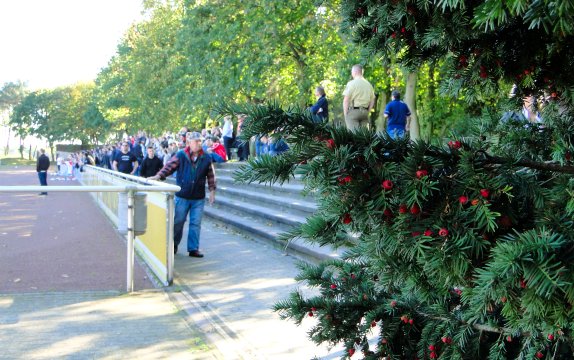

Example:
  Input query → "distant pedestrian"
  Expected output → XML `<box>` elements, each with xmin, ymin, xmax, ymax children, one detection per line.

<box><xmin>222</xmin><ymin>116</ymin><xmax>234</xmax><ymax>160</ymax></box>
<box><xmin>343</xmin><ymin>64</ymin><xmax>375</xmax><ymax>130</ymax></box>
<box><xmin>149</xmin><ymin>132</ymin><xmax>216</xmax><ymax>258</ymax></box>
<box><xmin>383</xmin><ymin>90</ymin><xmax>411</xmax><ymax>139</ymax></box>
<box><xmin>139</xmin><ymin>146</ymin><xmax>164</xmax><ymax>178</ymax></box>
<box><xmin>36</xmin><ymin>149</ymin><xmax>50</xmax><ymax>195</ymax></box>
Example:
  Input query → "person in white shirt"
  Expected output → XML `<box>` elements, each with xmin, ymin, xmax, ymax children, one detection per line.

<box><xmin>222</xmin><ymin>116</ymin><xmax>234</xmax><ymax>160</ymax></box>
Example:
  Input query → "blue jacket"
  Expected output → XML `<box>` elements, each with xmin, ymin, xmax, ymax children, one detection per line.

<box><xmin>310</xmin><ymin>95</ymin><xmax>329</xmax><ymax>122</ymax></box>
<box><xmin>176</xmin><ymin>150</ymin><xmax>212</xmax><ymax>200</ymax></box>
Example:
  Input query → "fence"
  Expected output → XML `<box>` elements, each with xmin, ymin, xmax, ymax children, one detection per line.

<box><xmin>80</xmin><ymin>166</ymin><xmax>180</xmax><ymax>289</ymax></box>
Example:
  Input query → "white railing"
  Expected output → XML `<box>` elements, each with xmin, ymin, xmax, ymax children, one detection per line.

<box><xmin>0</xmin><ymin>176</ymin><xmax>180</xmax><ymax>293</ymax></box>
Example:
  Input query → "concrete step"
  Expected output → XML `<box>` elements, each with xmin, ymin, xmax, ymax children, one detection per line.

<box><xmin>212</xmin><ymin>196</ymin><xmax>305</xmax><ymax>228</ymax></box>
<box><xmin>215</xmin><ymin>166</ymin><xmax>305</xmax><ymax>182</ymax></box>
<box><xmin>217</xmin><ymin>185</ymin><xmax>317</xmax><ymax>217</ymax></box>
<box><xmin>203</xmin><ymin>204</ymin><xmax>339</xmax><ymax>263</ymax></box>
<box><xmin>216</xmin><ymin>175</ymin><xmax>314</xmax><ymax>201</ymax></box>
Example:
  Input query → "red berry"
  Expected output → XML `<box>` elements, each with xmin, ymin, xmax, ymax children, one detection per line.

<box><xmin>471</xmin><ymin>199</ymin><xmax>480</xmax><ymax>206</ymax></box>
<box><xmin>342</xmin><ymin>213</ymin><xmax>352</xmax><ymax>224</ymax></box>
<box><xmin>416</xmin><ymin>169</ymin><xmax>428</xmax><ymax>178</ymax></box>
<box><xmin>401</xmin><ymin>27</ymin><xmax>406</xmax><ymax>33</ymax></box>
<box><xmin>348</xmin><ymin>348</ymin><xmax>355</xmax><ymax>356</ymax></box>
<box><xmin>326</xmin><ymin>139</ymin><xmax>335</xmax><ymax>149</ymax></box>
<box><xmin>311</xmin><ymin>307</ymin><xmax>317</xmax><ymax>312</ymax></box>
<box><xmin>408</xmin><ymin>319</ymin><xmax>414</xmax><ymax>325</ymax></box>
<box><xmin>390</xmin><ymin>300</ymin><xmax>397</xmax><ymax>307</ymax></box>
<box><xmin>330</xmin><ymin>284</ymin><xmax>337</xmax><ymax>289</ymax></box>
<box><xmin>535</xmin><ymin>351</ymin><xmax>544</xmax><ymax>359</ymax></box>
<box><xmin>308</xmin><ymin>311</ymin><xmax>314</xmax><ymax>317</ymax></box>
<box><xmin>551</xmin><ymin>92</ymin><xmax>557</xmax><ymax>98</ymax></box>
<box><xmin>424</xmin><ymin>229</ymin><xmax>433</xmax><ymax>237</ymax></box>
<box><xmin>506</xmin><ymin>335</ymin><xmax>512</xmax><ymax>342</ymax></box>
<box><xmin>480</xmin><ymin>72</ymin><xmax>488</xmax><ymax>79</ymax></box>
<box><xmin>381</xmin><ymin>338</ymin><xmax>388</xmax><ymax>344</ymax></box>
<box><xmin>399</xmin><ymin>204</ymin><xmax>408</xmax><ymax>214</ymax></box>
<box><xmin>430</xmin><ymin>351</ymin><xmax>438</xmax><ymax>359</ymax></box>
<box><xmin>459</xmin><ymin>195</ymin><xmax>469</xmax><ymax>205</ymax></box>
<box><xmin>480</xmin><ymin>189</ymin><xmax>490</xmax><ymax>198</ymax></box>
<box><xmin>439</xmin><ymin>228</ymin><xmax>449</xmax><ymax>237</ymax></box>
<box><xmin>448</xmin><ymin>140</ymin><xmax>462</xmax><ymax>149</ymax></box>
<box><xmin>442</xmin><ymin>336</ymin><xmax>452</xmax><ymax>344</ymax></box>
<box><xmin>412</xmin><ymin>231</ymin><xmax>421</xmax><ymax>237</ymax></box>
<box><xmin>338</xmin><ymin>176</ymin><xmax>352</xmax><ymax>185</ymax></box>
<box><xmin>520</xmin><ymin>278</ymin><xmax>527</xmax><ymax>289</ymax></box>
<box><xmin>548</xmin><ymin>334</ymin><xmax>554</xmax><ymax>341</ymax></box>
<box><xmin>391</xmin><ymin>32</ymin><xmax>396</xmax><ymax>39</ymax></box>
<box><xmin>429</xmin><ymin>345</ymin><xmax>436</xmax><ymax>351</ymax></box>
<box><xmin>382</xmin><ymin>180</ymin><xmax>394</xmax><ymax>190</ymax></box>
<box><xmin>350</xmin><ymin>273</ymin><xmax>356</xmax><ymax>279</ymax></box>
<box><xmin>500</xmin><ymin>296</ymin><xmax>507</xmax><ymax>303</ymax></box>
<box><xmin>383</xmin><ymin>209</ymin><xmax>393</xmax><ymax>217</ymax></box>
<box><xmin>371</xmin><ymin>321</ymin><xmax>377</xmax><ymax>327</ymax></box>
<box><xmin>410</xmin><ymin>204</ymin><xmax>421</xmax><ymax>215</ymax></box>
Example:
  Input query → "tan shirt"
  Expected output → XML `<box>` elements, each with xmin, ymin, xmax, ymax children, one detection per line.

<box><xmin>343</xmin><ymin>78</ymin><xmax>375</xmax><ymax>108</ymax></box>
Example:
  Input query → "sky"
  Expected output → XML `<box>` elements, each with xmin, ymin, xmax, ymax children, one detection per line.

<box><xmin>0</xmin><ymin>0</ymin><xmax>144</xmax><ymax>90</ymax></box>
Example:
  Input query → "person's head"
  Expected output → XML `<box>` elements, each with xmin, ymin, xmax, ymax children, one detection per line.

<box><xmin>146</xmin><ymin>146</ymin><xmax>155</xmax><ymax>158</ymax></box>
<box><xmin>121</xmin><ymin>142</ymin><xmax>130</xmax><ymax>153</ymax></box>
<box><xmin>315</xmin><ymin>86</ymin><xmax>326</xmax><ymax>98</ymax></box>
<box><xmin>40</xmin><ymin>149</ymin><xmax>45</xmax><ymax>154</ymax></box>
<box><xmin>391</xmin><ymin>90</ymin><xmax>401</xmax><ymax>100</ymax></box>
<box><xmin>212</xmin><ymin>136</ymin><xmax>220</xmax><ymax>143</ymax></box>
<box><xmin>204</xmin><ymin>137</ymin><xmax>214</xmax><ymax>147</ymax></box>
<box><xmin>186</xmin><ymin>132</ymin><xmax>203</xmax><ymax>153</ymax></box>
<box><xmin>351</xmin><ymin>64</ymin><xmax>364</xmax><ymax>78</ymax></box>
<box><xmin>201</xmin><ymin>129</ymin><xmax>207</xmax><ymax>136</ymax></box>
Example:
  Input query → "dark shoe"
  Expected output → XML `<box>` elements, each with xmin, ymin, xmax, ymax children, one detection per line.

<box><xmin>174</xmin><ymin>246</ymin><xmax>178</xmax><ymax>255</ymax></box>
<box><xmin>188</xmin><ymin>250</ymin><xmax>204</xmax><ymax>258</ymax></box>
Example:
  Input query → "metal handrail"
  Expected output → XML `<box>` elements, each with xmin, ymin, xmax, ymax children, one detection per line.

<box><xmin>0</xmin><ymin>173</ymin><xmax>180</xmax><ymax>293</ymax></box>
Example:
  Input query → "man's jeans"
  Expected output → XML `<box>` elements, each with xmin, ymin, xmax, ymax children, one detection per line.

<box><xmin>38</xmin><ymin>171</ymin><xmax>47</xmax><ymax>194</ymax></box>
<box><xmin>173</xmin><ymin>197</ymin><xmax>205</xmax><ymax>252</ymax></box>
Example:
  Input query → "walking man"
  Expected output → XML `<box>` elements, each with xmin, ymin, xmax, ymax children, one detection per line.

<box><xmin>112</xmin><ymin>142</ymin><xmax>138</xmax><ymax>175</ymax></box>
<box><xmin>383</xmin><ymin>90</ymin><xmax>411</xmax><ymax>138</ymax></box>
<box><xmin>343</xmin><ymin>64</ymin><xmax>375</xmax><ymax>130</ymax></box>
<box><xmin>149</xmin><ymin>132</ymin><xmax>216</xmax><ymax>258</ymax></box>
<box><xmin>36</xmin><ymin>149</ymin><xmax>50</xmax><ymax>195</ymax></box>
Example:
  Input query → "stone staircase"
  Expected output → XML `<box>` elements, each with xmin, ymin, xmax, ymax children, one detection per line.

<box><xmin>203</xmin><ymin>162</ymin><xmax>340</xmax><ymax>263</ymax></box>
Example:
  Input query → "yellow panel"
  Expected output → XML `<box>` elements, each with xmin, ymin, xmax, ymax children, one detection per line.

<box><xmin>137</xmin><ymin>203</ymin><xmax>167</xmax><ymax>266</ymax></box>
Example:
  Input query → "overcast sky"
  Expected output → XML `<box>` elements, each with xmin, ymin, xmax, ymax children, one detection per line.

<box><xmin>0</xmin><ymin>0</ymin><xmax>143</xmax><ymax>90</ymax></box>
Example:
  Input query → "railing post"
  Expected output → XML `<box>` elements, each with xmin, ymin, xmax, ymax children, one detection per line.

<box><xmin>127</xmin><ymin>189</ymin><xmax>135</xmax><ymax>292</ymax></box>
<box><xmin>166</xmin><ymin>193</ymin><xmax>175</xmax><ymax>285</ymax></box>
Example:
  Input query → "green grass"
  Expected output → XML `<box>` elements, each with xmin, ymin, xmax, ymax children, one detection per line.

<box><xmin>0</xmin><ymin>157</ymin><xmax>37</xmax><ymax>166</ymax></box>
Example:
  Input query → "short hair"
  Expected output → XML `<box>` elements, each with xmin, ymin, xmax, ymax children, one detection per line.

<box><xmin>352</xmin><ymin>64</ymin><xmax>364</xmax><ymax>75</ymax></box>
<box><xmin>315</xmin><ymin>86</ymin><xmax>326</xmax><ymax>96</ymax></box>
<box><xmin>392</xmin><ymin>90</ymin><xmax>401</xmax><ymax>99</ymax></box>
<box><xmin>40</xmin><ymin>149</ymin><xmax>45</xmax><ymax>154</ymax></box>
<box><xmin>147</xmin><ymin>145</ymin><xmax>154</xmax><ymax>149</ymax></box>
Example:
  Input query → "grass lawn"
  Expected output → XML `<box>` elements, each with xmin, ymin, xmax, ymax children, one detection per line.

<box><xmin>0</xmin><ymin>157</ymin><xmax>37</xmax><ymax>167</ymax></box>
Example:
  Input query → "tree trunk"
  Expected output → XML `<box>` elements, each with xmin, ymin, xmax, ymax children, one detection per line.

<box><xmin>426</xmin><ymin>64</ymin><xmax>436</xmax><ymax>141</ymax></box>
<box><xmin>404</xmin><ymin>71</ymin><xmax>420</xmax><ymax>140</ymax></box>
<box><xmin>4</xmin><ymin>127</ymin><xmax>10</xmax><ymax>156</ymax></box>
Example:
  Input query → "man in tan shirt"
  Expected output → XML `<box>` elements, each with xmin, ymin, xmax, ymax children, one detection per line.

<box><xmin>343</xmin><ymin>64</ymin><xmax>375</xmax><ymax>130</ymax></box>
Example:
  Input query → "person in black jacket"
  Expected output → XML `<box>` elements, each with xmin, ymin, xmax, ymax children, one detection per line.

<box><xmin>139</xmin><ymin>146</ymin><xmax>164</xmax><ymax>178</ymax></box>
<box><xmin>36</xmin><ymin>149</ymin><xmax>50</xmax><ymax>195</ymax></box>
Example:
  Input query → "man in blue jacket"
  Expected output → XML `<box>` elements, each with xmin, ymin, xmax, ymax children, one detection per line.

<box><xmin>149</xmin><ymin>132</ymin><xmax>216</xmax><ymax>258</ymax></box>
<box><xmin>384</xmin><ymin>90</ymin><xmax>411</xmax><ymax>138</ymax></box>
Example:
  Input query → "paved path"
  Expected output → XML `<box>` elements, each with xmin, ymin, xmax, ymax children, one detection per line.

<box><xmin>172</xmin><ymin>220</ymin><xmax>344</xmax><ymax>360</ymax></box>
<box><xmin>0</xmin><ymin>168</ymin><xmax>153</xmax><ymax>292</ymax></box>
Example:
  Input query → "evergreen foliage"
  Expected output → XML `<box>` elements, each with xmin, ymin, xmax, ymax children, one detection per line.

<box><xmin>216</xmin><ymin>95</ymin><xmax>574</xmax><ymax>358</ymax></box>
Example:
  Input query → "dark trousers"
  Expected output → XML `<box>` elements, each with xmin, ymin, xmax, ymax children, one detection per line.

<box><xmin>38</xmin><ymin>171</ymin><xmax>48</xmax><ymax>194</ymax></box>
<box><xmin>237</xmin><ymin>140</ymin><xmax>249</xmax><ymax>161</ymax></box>
<box><xmin>223</xmin><ymin>136</ymin><xmax>234</xmax><ymax>160</ymax></box>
